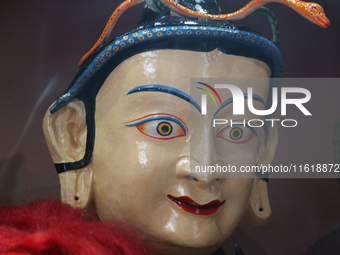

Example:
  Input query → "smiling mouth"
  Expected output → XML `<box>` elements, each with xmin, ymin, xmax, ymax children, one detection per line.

<box><xmin>167</xmin><ymin>195</ymin><xmax>225</xmax><ymax>215</ymax></box>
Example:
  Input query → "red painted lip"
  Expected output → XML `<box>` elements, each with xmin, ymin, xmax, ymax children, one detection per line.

<box><xmin>167</xmin><ymin>195</ymin><xmax>225</xmax><ymax>215</ymax></box>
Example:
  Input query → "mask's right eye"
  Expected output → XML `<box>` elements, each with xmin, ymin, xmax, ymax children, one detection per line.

<box><xmin>125</xmin><ymin>114</ymin><xmax>187</xmax><ymax>140</ymax></box>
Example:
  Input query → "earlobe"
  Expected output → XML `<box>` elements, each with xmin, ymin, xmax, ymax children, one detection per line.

<box><xmin>245</xmin><ymin>123</ymin><xmax>278</xmax><ymax>226</ymax></box>
<box><xmin>59</xmin><ymin>167</ymin><xmax>93</xmax><ymax>209</ymax></box>
<box><xmin>245</xmin><ymin>178</ymin><xmax>271</xmax><ymax>226</ymax></box>
<box><xmin>43</xmin><ymin>100</ymin><xmax>93</xmax><ymax>209</ymax></box>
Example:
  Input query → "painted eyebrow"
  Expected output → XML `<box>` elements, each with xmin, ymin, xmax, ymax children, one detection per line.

<box><xmin>127</xmin><ymin>85</ymin><xmax>201</xmax><ymax>113</ymax></box>
<box><xmin>213</xmin><ymin>93</ymin><xmax>265</xmax><ymax>117</ymax></box>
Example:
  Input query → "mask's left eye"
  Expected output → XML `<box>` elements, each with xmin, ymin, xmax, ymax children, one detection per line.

<box><xmin>125</xmin><ymin>115</ymin><xmax>187</xmax><ymax>140</ymax></box>
<box><xmin>216</xmin><ymin>123</ymin><xmax>257</xmax><ymax>144</ymax></box>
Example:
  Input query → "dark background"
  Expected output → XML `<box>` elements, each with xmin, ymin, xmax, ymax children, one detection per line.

<box><xmin>0</xmin><ymin>0</ymin><xmax>339</xmax><ymax>254</ymax></box>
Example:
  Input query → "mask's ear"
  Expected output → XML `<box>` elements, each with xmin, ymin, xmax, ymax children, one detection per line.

<box><xmin>43</xmin><ymin>99</ymin><xmax>93</xmax><ymax>209</ymax></box>
<box><xmin>245</xmin><ymin>178</ymin><xmax>271</xmax><ymax>226</ymax></box>
<box><xmin>245</xmin><ymin>123</ymin><xmax>278</xmax><ymax>226</ymax></box>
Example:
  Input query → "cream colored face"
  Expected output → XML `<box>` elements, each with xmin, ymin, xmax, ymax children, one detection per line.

<box><xmin>91</xmin><ymin>49</ymin><xmax>272</xmax><ymax>250</ymax></box>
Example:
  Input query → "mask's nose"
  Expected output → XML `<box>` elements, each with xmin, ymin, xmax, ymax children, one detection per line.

<box><xmin>174</xmin><ymin>116</ymin><xmax>223</xmax><ymax>188</ymax></box>
<box><xmin>175</xmin><ymin>153</ymin><xmax>221</xmax><ymax>190</ymax></box>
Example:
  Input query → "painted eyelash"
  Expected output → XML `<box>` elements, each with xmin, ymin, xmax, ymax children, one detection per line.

<box><xmin>216</xmin><ymin>122</ymin><xmax>258</xmax><ymax>137</ymax></box>
<box><xmin>125</xmin><ymin>115</ymin><xmax>187</xmax><ymax>136</ymax></box>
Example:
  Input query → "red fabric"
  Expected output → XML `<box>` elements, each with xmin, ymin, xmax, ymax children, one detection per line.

<box><xmin>0</xmin><ymin>199</ymin><xmax>150</xmax><ymax>255</ymax></box>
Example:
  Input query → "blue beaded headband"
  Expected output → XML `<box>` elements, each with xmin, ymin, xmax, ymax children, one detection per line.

<box><xmin>50</xmin><ymin>24</ymin><xmax>283</xmax><ymax>114</ymax></box>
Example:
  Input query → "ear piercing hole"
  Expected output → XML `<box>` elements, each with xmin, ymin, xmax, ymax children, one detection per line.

<box><xmin>259</xmin><ymin>207</ymin><xmax>264</xmax><ymax>212</ymax></box>
<box><xmin>74</xmin><ymin>195</ymin><xmax>80</xmax><ymax>201</ymax></box>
